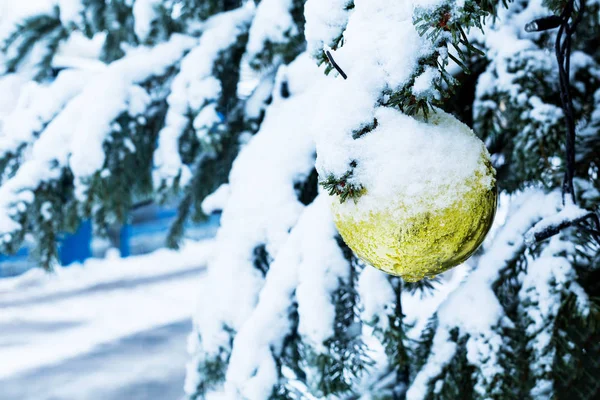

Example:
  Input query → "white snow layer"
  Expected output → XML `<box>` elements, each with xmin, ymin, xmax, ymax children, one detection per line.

<box><xmin>185</xmin><ymin>55</ymin><xmax>337</xmax><ymax>399</ymax></box>
<box><xmin>65</xmin><ymin>35</ymin><xmax>194</xmax><ymax>180</ymax></box>
<box><xmin>0</xmin><ymin>239</ymin><xmax>212</xmax><ymax>379</ymax></box>
<box><xmin>202</xmin><ymin>184</ymin><xmax>231</xmax><ymax>215</ymax></box>
<box><xmin>0</xmin><ymin>74</ymin><xmax>28</xmax><ymax>118</ymax></box>
<box><xmin>0</xmin><ymin>69</ymin><xmax>92</xmax><ymax>161</ymax></box>
<box><xmin>304</xmin><ymin>0</ymin><xmax>353</xmax><ymax>58</ymax></box>
<box><xmin>474</xmin><ymin>0</ymin><xmax>559</xmax><ymax>122</ymax></box>
<box><xmin>132</xmin><ymin>0</ymin><xmax>162</xmax><ymax>43</ymax></box>
<box><xmin>57</xmin><ymin>0</ymin><xmax>84</xmax><ymax>27</ymax></box>
<box><xmin>0</xmin><ymin>1</ymin><xmax>56</xmax><ymax>44</ymax></box>
<box><xmin>0</xmin><ymin>34</ymin><xmax>195</xmax><ymax>240</ymax></box>
<box><xmin>519</xmin><ymin>236</ymin><xmax>589</xmax><ymax>398</ymax></box>
<box><xmin>54</xmin><ymin>31</ymin><xmax>106</xmax><ymax>67</ymax></box>
<box><xmin>524</xmin><ymin>199</ymin><xmax>590</xmax><ymax>245</ymax></box>
<box><xmin>295</xmin><ymin>196</ymin><xmax>350</xmax><ymax>352</ymax></box>
<box><xmin>333</xmin><ymin>108</ymin><xmax>493</xmax><ymax>220</ymax></box>
<box><xmin>244</xmin><ymin>71</ymin><xmax>276</xmax><ymax>119</ymax></box>
<box><xmin>224</xmin><ymin>196</ymin><xmax>347</xmax><ymax>400</ymax></box>
<box><xmin>133</xmin><ymin>0</ymin><xmax>161</xmax><ymax>42</ymax></box>
<box><xmin>357</xmin><ymin>267</ymin><xmax>395</xmax><ymax>328</ymax></box>
<box><xmin>153</xmin><ymin>4</ymin><xmax>255</xmax><ymax>188</ymax></box>
<box><xmin>247</xmin><ymin>0</ymin><xmax>296</xmax><ymax>60</ymax></box>
<box><xmin>185</xmin><ymin>54</ymin><xmax>323</xmax><ymax>394</ymax></box>
<box><xmin>185</xmin><ymin>1</ymin><xmax>509</xmax><ymax>397</ymax></box>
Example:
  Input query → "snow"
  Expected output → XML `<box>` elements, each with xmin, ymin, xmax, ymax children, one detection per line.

<box><xmin>0</xmin><ymin>239</ymin><xmax>212</xmax><ymax>380</ymax></box>
<box><xmin>188</xmin><ymin>55</ymin><xmax>320</xmax><ymax>348</ymax></box>
<box><xmin>133</xmin><ymin>0</ymin><xmax>161</xmax><ymax>42</ymax></box>
<box><xmin>327</xmin><ymin>107</ymin><xmax>493</xmax><ymax>220</ymax></box>
<box><xmin>357</xmin><ymin>262</ymin><xmax>470</xmax><ymax>396</ymax></box>
<box><xmin>412</xmin><ymin>66</ymin><xmax>441</xmax><ymax>98</ymax></box>
<box><xmin>153</xmin><ymin>4</ymin><xmax>255</xmax><ymax>188</ymax></box>
<box><xmin>403</xmin><ymin>267</ymin><xmax>470</xmax><ymax>340</ymax></box>
<box><xmin>185</xmin><ymin>54</ymin><xmax>325</xmax><ymax>398</ymax></box>
<box><xmin>358</xmin><ymin>263</ymin><xmax>470</xmax><ymax>378</ymax></box>
<box><xmin>524</xmin><ymin>200</ymin><xmax>590</xmax><ymax>245</ymax></box>
<box><xmin>57</xmin><ymin>0</ymin><xmax>84</xmax><ymax>27</ymax></box>
<box><xmin>519</xmin><ymin>236</ymin><xmax>590</xmax><ymax>398</ymax></box>
<box><xmin>1</xmin><ymin>0</ymin><xmax>595</xmax><ymax>398</ymax></box>
<box><xmin>243</xmin><ymin>70</ymin><xmax>276</xmax><ymax>119</ymax></box>
<box><xmin>0</xmin><ymin>0</ymin><xmax>56</xmax><ymax>44</ymax></box>
<box><xmin>0</xmin><ymin>74</ymin><xmax>27</xmax><ymax>119</ymax></box>
<box><xmin>194</xmin><ymin>103</ymin><xmax>223</xmax><ymax>142</ymax></box>
<box><xmin>0</xmin><ymin>69</ymin><xmax>92</xmax><ymax>161</ymax></box>
<box><xmin>247</xmin><ymin>0</ymin><xmax>296</xmax><ymax>61</ymax></box>
<box><xmin>1</xmin><ymin>320</ymin><xmax>193</xmax><ymax>400</ymax></box>
<box><xmin>527</xmin><ymin>96</ymin><xmax>563</xmax><ymax>125</ymax></box>
<box><xmin>53</xmin><ymin>31</ymin><xmax>107</xmax><ymax>71</ymax></box>
<box><xmin>357</xmin><ymin>267</ymin><xmax>395</xmax><ymax>328</ymax></box>
<box><xmin>188</xmin><ymin>1</ymin><xmax>511</xmax><ymax>397</ymax></box>
<box><xmin>202</xmin><ymin>184</ymin><xmax>231</xmax><ymax>215</ymax></box>
<box><xmin>408</xmin><ymin>329</ymin><xmax>458</xmax><ymax>399</ymax></box>
<box><xmin>304</xmin><ymin>0</ymin><xmax>353</xmax><ymax>58</ymax></box>
<box><xmin>68</xmin><ymin>35</ymin><xmax>194</xmax><ymax>181</ymax></box>
<box><xmin>474</xmin><ymin>0</ymin><xmax>556</xmax><ymax>121</ymax></box>
<box><xmin>225</xmin><ymin>196</ymin><xmax>346</xmax><ymax>400</ymax></box>
<box><xmin>295</xmin><ymin>196</ymin><xmax>350</xmax><ymax>351</ymax></box>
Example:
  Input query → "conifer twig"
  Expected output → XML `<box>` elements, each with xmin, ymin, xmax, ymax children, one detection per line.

<box><xmin>325</xmin><ymin>50</ymin><xmax>348</xmax><ymax>79</ymax></box>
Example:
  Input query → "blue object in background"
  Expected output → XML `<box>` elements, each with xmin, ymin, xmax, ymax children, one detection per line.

<box><xmin>119</xmin><ymin>223</ymin><xmax>131</xmax><ymax>258</ymax></box>
<box><xmin>0</xmin><ymin>247</ymin><xmax>30</xmax><ymax>278</ymax></box>
<box><xmin>59</xmin><ymin>220</ymin><xmax>92</xmax><ymax>266</ymax></box>
<box><xmin>1</xmin><ymin>206</ymin><xmax>221</xmax><ymax>278</ymax></box>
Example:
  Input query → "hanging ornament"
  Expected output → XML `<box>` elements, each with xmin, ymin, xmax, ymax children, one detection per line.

<box><xmin>324</xmin><ymin>108</ymin><xmax>497</xmax><ymax>282</ymax></box>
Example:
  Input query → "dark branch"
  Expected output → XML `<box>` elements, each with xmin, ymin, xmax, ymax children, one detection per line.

<box><xmin>527</xmin><ymin>212</ymin><xmax>600</xmax><ymax>244</ymax></box>
<box><xmin>325</xmin><ymin>50</ymin><xmax>348</xmax><ymax>80</ymax></box>
<box><xmin>524</xmin><ymin>16</ymin><xmax>562</xmax><ymax>32</ymax></box>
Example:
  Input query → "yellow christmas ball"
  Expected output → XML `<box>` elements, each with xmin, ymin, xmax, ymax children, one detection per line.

<box><xmin>326</xmin><ymin>109</ymin><xmax>497</xmax><ymax>282</ymax></box>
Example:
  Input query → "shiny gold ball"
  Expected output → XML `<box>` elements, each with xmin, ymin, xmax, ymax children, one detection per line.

<box><xmin>328</xmin><ymin>113</ymin><xmax>497</xmax><ymax>282</ymax></box>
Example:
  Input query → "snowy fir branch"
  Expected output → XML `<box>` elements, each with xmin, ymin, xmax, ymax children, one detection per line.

<box><xmin>315</xmin><ymin>0</ymin><xmax>505</xmax><ymax>203</ymax></box>
<box><xmin>0</xmin><ymin>0</ymin><xmax>599</xmax><ymax>399</ymax></box>
<box><xmin>1</xmin><ymin>7</ymin><xmax>67</xmax><ymax>80</ymax></box>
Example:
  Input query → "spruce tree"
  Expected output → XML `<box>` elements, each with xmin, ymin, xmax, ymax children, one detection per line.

<box><xmin>0</xmin><ymin>1</ymin><xmax>598</xmax><ymax>400</ymax></box>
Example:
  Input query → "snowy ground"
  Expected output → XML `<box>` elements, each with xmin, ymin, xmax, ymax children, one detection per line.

<box><xmin>0</xmin><ymin>240</ymin><xmax>213</xmax><ymax>400</ymax></box>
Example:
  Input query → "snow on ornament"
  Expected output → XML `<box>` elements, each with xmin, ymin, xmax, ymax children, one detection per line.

<box><xmin>321</xmin><ymin>107</ymin><xmax>497</xmax><ymax>282</ymax></box>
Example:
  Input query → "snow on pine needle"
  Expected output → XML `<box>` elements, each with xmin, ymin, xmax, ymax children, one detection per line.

<box><xmin>519</xmin><ymin>235</ymin><xmax>591</xmax><ymax>398</ymax></box>
<box><xmin>185</xmin><ymin>55</ymin><xmax>323</xmax><ymax>398</ymax></box>
<box><xmin>224</xmin><ymin>196</ymin><xmax>348</xmax><ymax>400</ymax></box>
<box><xmin>0</xmin><ymin>69</ymin><xmax>93</xmax><ymax>177</ymax></box>
<box><xmin>132</xmin><ymin>0</ymin><xmax>162</xmax><ymax>42</ymax></box>
<box><xmin>406</xmin><ymin>190</ymin><xmax>566</xmax><ymax>399</ymax></box>
<box><xmin>56</xmin><ymin>0</ymin><xmax>85</xmax><ymax>27</ymax></box>
<box><xmin>0</xmin><ymin>34</ymin><xmax>195</xmax><ymax>241</ymax></box>
<box><xmin>246</xmin><ymin>0</ymin><xmax>297</xmax><ymax>60</ymax></box>
<box><xmin>153</xmin><ymin>4</ymin><xmax>255</xmax><ymax>189</ymax></box>
<box><xmin>304</xmin><ymin>0</ymin><xmax>353</xmax><ymax>55</ymax></box>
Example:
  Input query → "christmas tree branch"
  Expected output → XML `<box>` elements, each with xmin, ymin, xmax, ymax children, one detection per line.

<box><xmin>319</xmin><ymin>0</ymin><xmax>503</xmax><ymax>203</ymax></box>
<box><xmin>325</xmin><ymin>50</ymin><xmax>348</xmax><ymax>79</ymax></box>
<box><xmin>525</xmin><ymin>210</ymin><xmax>600</xmax><ymax>245</ymax></box>
<box><xmin>391</xmin><ymin>0</ymin><xmax>497</xmax><ymax>116</ymax></box>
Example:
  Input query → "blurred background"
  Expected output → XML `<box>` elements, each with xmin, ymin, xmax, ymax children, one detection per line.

<box><xmin>0</xmin><ymin>2</ymin><xmax>222</xmax><ymax>398</ymax></box>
